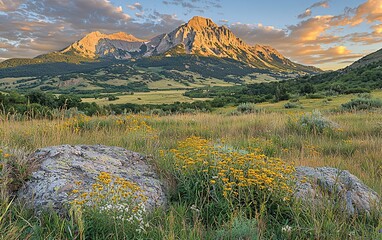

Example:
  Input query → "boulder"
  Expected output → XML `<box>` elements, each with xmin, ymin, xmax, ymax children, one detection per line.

<box><xmin>295</xmin><ymin>166</ymin><xmax>380</xmax><ymax>215</ymax></box>
<box><xmin>18</xmin><ymin>145</ymin><xmax>166</xmax><ymax>212</ymax></box>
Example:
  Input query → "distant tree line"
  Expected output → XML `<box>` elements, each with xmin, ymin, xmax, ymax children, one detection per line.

<box><xmin>0</xmin><ymin>91</ymin><xmax>217</xmax><ymax>117</ymax></box>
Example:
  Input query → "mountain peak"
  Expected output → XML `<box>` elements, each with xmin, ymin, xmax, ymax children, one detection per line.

<box><xmin>61</xmin><ymin>31</ymin><xmax>145</xmax><ymax>58</ymax></box>
<box><xmin>186</xmin><ymin>16</ymin><xmax>218</xmax><ymax>30</ymax></box>
<box><xmin>81</xmin><ymin>31</ymin><xmax>106</xmax><ymax>41</ymax></box>
<box><xmin>108</xmin><ymin>32</ymin><xmax>145</xmax><ymax>42</ymax></box>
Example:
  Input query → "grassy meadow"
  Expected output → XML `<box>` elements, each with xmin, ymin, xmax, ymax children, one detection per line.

<box><xmin>82</xmin><ymin>90</ymin><xmax>212</xmax><ymax>105</ymax></box>
<box><xmin>0</xmin><ymin>102</ymin><xmax>381</xmax><ymax>239</ymax></box>
<box><xmin>256</xmin><ymin>90</ymin><xmax>382</xmax><ymax>112</ymax></box>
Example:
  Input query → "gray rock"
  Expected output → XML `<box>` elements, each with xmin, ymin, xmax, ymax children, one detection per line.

<box><xmin>295</xmin><ymin>166</ymin><xmax>380</xmax><ymax>215</ymax></box>
<box><xmin>18</xmin><ymin>145</ymin><xmax>166</xmax><ymax>212</ymax></box>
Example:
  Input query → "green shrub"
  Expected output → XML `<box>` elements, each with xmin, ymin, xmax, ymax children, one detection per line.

<box><xmin>237</xmin><ymin>103</ymin><xmax>260</xmax><ymax>114</ymax></box>
<box><xmin>284</xmin><ymin>102</ymin><xmax>301</xmax><ymax>109</ymax></box>
<box><xmin>289</xmin><ymin>111</ymin><xmax>339</xmax><ymax>134</ymax></box>
<box><xmin>341</xmin><ymin>98</ymin><xmax>382</xmax><ymax>111</ymax></box>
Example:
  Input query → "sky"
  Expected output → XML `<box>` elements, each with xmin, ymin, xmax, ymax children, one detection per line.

<box><xmin>0</xmin><ymin>0</ymin><xmax>382</xmax><ymax>70</ymax></box>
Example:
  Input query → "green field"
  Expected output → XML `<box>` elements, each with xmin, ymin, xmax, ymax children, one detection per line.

<box><xmin>82</xmin><ymin>90</ymin><xmax>212</xmax><ymax>105</ymax></box>
<box><xmin>256</xmin><ymin>90</ymin><xmax>382</xmax><ymax>112</ymax></box>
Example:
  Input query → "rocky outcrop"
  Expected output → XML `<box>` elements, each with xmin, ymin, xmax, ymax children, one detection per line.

<box><xmin>295</xmin><ymin>167</ymin><xmax>380</xmax><ymax>215</ymax></box>
<box><xmin>17</xmin><ymin>145</ymin><xmax>166</xmax><ymax>212</ymax></box>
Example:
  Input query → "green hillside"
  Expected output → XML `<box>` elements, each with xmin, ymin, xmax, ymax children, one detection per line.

<box><xmin>0</xmin><ymin>56</ymin><xmax>300</xmax><ymax>94</ymax></box>
<box><xmin>0</xmin><ymin>52</ymin><xmax>93</xmax><ymax>69</ymax></box>
<box><xmin>348</xmin><ymin>48</ymin><xmax>382</xmax><ymax>69</ymax></box>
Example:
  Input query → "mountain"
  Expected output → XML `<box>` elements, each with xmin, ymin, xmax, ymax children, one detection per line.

<box><xmin>60</xmin><ymin>31</ymin><xmax>146</xmax><ymax>59</ymax></box>
<box><xmin>0</xmin><ymin>16</ymin><xmax>321</xmax><ymax>74</ymax></box>
<box><xmin>144</xmin><ymin>16</ymin><xmax>320</xmax><ymax>73</ymax></box>
<box><xmin>347</xmin><ymin>47</ymin><xmax>382</xmax><ymax>69</ymax></box>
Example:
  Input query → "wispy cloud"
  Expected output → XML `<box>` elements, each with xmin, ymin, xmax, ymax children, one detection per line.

<box><xmin>298</xmin><ymin>0</ymin><xmax>329</xmax><ymax>19</ymax></box>
<box><xmin>0</xmin><ymin>0</ymin><xmax>24</xmax><ymax>12</ymax></box>
<box><xmin>162</xmin><ymin>0</ymin><xmax>221</xmax><ymax>14</ymax></box>
<box><xmin>127</xmin><ymin>2</ymin><xmax>143</xmax><ymax>11</ymax></box>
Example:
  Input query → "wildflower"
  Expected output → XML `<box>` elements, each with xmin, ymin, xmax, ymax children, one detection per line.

<box><xmin>71</xmin><ymin>172</ymin><xmax>148</xmax><ymax>233</ymax></box>
<box><xmin>190</xmin><ymin>204</ymin><xmax>200</xmax><ymax>212</ymax></box>
<box><xmin>282</xmin><ymin>225</ymin><xmax>292</xmax><ymax>233</ymax></box>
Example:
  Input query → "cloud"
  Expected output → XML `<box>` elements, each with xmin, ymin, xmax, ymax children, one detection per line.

<box><xmin>344</xmin><ymin>26</ymin><xmax>382</xmax><ymax>45</ymax></box>
<box><xmin>231</xmin><ymin>0</ymin><xmax>382</xmax><ymax>69</ymax></box>
<box><xmin>298</xmin><ymin>0</ymin><xmax>329</xmax><ymax>19</ymax></box>
<box><xmin>0</xmin><ymin>0</ymin><xmax>24</xmax><ymax>12</ymax></box>
<box><xmin>162</xmin><ymin>0</ymin><xmax>221</xmax><ymax>12</ymax></box>
<box><xmin>230</xmin><ymin>16</ymin><xmax>359</xmax><ymax>68</ymax></box>
<box><xmin>372</xmin><ymin>24</ymin><xmax>382</xmax><ymax>33</ymax></box>
<box><xmin>298</xmin><ymin>9</ymin><xmax>312</xmax><ymax>19</ymax></box>
<box><xmin>332</xmin><ymin>0</ymin><xmax>382</xmax><ymax>26</ymax></box>
<box><xmin>310</xmin><ymin>0</ymin><xmax>329</xmax><ymax>9</ymax></box>
<box><xmin>0</xmin><ymin>0</ymin><xmax>186</xmax><ymax>59</ymax></box>
<box><xmin>127</xmin><ymin>2</ymin><xmax>143</xmax><ymax>11</ymax></box>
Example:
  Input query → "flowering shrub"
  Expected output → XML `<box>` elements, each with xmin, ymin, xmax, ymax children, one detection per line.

<box><xmin>167</xmin><ymin>136</ymin><xmax>295</xmax><ymax>223</ymax></box>
<box><xmin>71</xmin><ymin>172</ymin><xmax>149</xmax><ymax>234</ymax></box>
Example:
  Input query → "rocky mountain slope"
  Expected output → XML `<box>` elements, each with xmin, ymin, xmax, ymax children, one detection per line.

<box><xmin>144</xmin><ymin>16</ymin><xmax>320</xmax><ymax>73</ymax></box>
<box><xmin>60</xmin><ymin>31</ymin><xmax>146</xmax><ymax>59</ymax></box>
<box><xmin>0</xmin><ymin>16</ymin><xmax>321</xmax><ymax>74</ymax></box>
<box><xmin>347</xmin><ymin>47</ymin><xmax>382</xmax><ymax>69</ymax></box>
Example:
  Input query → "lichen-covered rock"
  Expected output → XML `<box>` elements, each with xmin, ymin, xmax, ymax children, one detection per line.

<box><xmin>295</xmin><ymin>167</ymin><xmax>380</xmax><ymax>215</ymax></box>
<box><xmin>18</xmin><ymin>145</ymin><xmax>166</xmax><ymax>212</ymax></box>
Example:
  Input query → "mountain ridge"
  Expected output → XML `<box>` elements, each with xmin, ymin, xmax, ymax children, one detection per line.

<box><xmin>0</xmin><ymin>16</ymin><xmax>321</xmax><ymax>74</ymax></box>
<box><xmin>347</xmin><ymin>47</ymin><xmax>382</xmax><ymax>69</ymax></box>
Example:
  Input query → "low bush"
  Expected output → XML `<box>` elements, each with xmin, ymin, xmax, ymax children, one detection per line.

<box><xmin>341</xmin><ymin>98</ymin><xmax>382</xmax><ymax>111</ymax></box>
<box><xmin>284</xmin><ymin>102</ymin><xmax>301</xmax><ymax>109</ymax></box>
<box><xmin>288</xmin><ymin>111</ymin><xmax>339</xmax><ymax>134</ymax></box>
<box><xmin>237</xmin><ymin>103</ymin><xmax>261</xmax><ymax>114</ymax></box>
